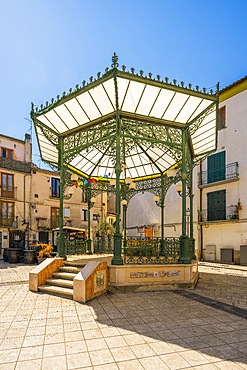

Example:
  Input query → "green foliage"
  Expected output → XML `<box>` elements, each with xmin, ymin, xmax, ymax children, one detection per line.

<box><xmin>96</xmin><ymin>218</ymin><xmax>115</xmax><ymax>236</ymax></box>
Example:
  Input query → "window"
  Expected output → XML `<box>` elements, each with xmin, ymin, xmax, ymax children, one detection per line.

<box><xmin>207</xmin><ymin>190</ymin><xmax>226</xmax><ymax>221</ymax></box>
<box><xmin>218</xmin><ymin>106</ymin><xmax>226</xmax><ymax>130</ymax></box>
<box><xmin>64</xmin><ymin>207</ymin><xmax>70</xmax><ymax>218</ymax></box>
<box><xmin>0</xmin><ymin>201</ymin><xmax>14</xmax><ymax>226</ymax></box>
<box><xmin>81</xmin><ymin>189</ymin><xmax>87</xmax><ymax>202</ymax></box>
<box><xmin>82</xmin><ymin>209</ymin><xmax>88</xmax><ymax>221</ymax></box>
<box><xmin>51</xmin><ymin>177</ymin><xmax>60</xmax><ymax>198</ymax></box>
<box><xmin>1</xmin><ymin>148</ymin><xmax>13</xmax><ymax>159</ymax></box>
<box><xmin>207</xmin><ymin>151</ymin><xmax>225</xmax><ymax>183</ymax></box>
<box><xmin>51</xmin><ymin>207</ymin><xmax>59</xmax><ymax>229</ymax></box>
<box><xmin>1</xmin><ymin>173</ymin><xmax>14</xmax><ymax>198</ymax></box>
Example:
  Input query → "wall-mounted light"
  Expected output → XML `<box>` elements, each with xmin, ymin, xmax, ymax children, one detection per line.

<box><xmin>121</xmin><ymin>199</ymin><xmax>128</xmax><ymax>206</ymax></box>
<box><xmin>154</xmin><ymin>195</ymin><xmax>160</xmax><ymax>204</ymax></box>
<box><xmin>125</xmin><ymin>177</ymin><xmax>132</xmax><ymax>185</ymax></box>
<box><xmin>110</xmin><ymin>178</ymin><xmax>116</xmax><ymax>187</ymax></box>
<box><xmin>71</xmin><ymin>173</ymin><xmax>78</xmax><ymax>181</ymax></box>
<box><xmin>67</xmin><ymin>186</ymin><xmax>74</xmax><ymax>197</ymax></box>
<box><xmin>167</xmin><ymin>168</ymin><xmax>177</xmax><ymax>178</ymax></box>
<box><xmin>175</xmin><ymin>183</ymin><xmax>182</xmax><ymax>196</ymax></box>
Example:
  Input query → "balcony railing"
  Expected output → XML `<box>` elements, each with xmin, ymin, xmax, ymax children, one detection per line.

<box><xmin>0</xmin><ymin>187</ymin><xmax>17</xmax><ymax>200</ymax></box>
<box><xmin>0</xmin><ymin>157</ymin><xmax>32</xmax><ymax>173</ymax></box>
<box><xmin>198</xmin><ymin>162</ymin><xmax>239</xmax><ymax>186</ymax></box>
<box><xmin>199</xmin><ymin>205</ymin><xmax>239</xmax><ymax>222</ymax></box>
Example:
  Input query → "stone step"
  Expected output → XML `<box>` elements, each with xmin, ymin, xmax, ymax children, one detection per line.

<box><xmin>59</xmin><ymin>266</ymin><xmax>82</xmax><ymax>274</ymax></box>
<box><xmin>38</xmin><ymin>285</ymin><xmax>73</xmax><ymax>299</ymax></box>
<box><xmin>45</xmin><ymin>278</ymin><xmax>73</xmax><ymax>289</ymax></box>
<box><xmin>52</xmin><ymin>272</ymin><xmax>77</xmax><ymax>280</ymax></box>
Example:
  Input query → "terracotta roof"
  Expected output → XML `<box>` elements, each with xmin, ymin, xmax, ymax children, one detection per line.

<box><xmin>220</xmin><ymin>75</ymin><xmax>247</xmax><ymax>93</ymax></box>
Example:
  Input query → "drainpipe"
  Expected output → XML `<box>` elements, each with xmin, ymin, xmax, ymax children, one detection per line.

<box><xmin>199</xmin><ymin>161</ymin><xmax>203</xmax><ymax>260</ymax></box>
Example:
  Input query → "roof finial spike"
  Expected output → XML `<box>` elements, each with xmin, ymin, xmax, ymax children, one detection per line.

<box><xmin>31</xmin><ymin>102</ymin><xmax>34</xmax><ymax>112</ymax></box>
<box><xmin>111</xmin><ymin>52</ymin><xmax>119</xmax><ymax>68</ymax></box>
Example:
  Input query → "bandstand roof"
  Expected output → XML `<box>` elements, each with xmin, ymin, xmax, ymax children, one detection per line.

<box><xmin>31</xmin><ymin>54</ymin><xmax>219</xmax><ymax>181</ymax></box>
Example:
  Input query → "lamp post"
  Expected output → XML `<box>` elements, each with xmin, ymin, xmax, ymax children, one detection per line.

<box><xmin>121</xmin><ymin>199</ymin><xmax>128</xmax><ymax>249</ymax></box>
<box><xmin>154</xmin><ymin>193</ymin><xmax>165</xmax><ymax>255</ymax></box>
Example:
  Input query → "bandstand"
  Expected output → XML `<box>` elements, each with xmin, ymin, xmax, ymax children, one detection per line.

<box><xmin>31</xmin><ymin>54</ymin><xmax>219</xmax><ymax>288</ymax></box>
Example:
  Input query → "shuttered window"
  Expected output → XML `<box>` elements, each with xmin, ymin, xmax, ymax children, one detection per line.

<box><xmin>207</xmin><ymin>190</ymin><xmax>226</xmax><ymax>221</ymax></box>
<box><xmin>207</xmin><ymin>151</ymin><xmax>225</xmax><ymax>183</ymax></box>
<box><xmin>218</xmin><ymin>106</ymin><xmax>226</xmax><ymax>130</ymax></box>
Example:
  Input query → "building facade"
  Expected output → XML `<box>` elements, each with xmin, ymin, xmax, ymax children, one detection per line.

<box><xmin>0</xmin><ymin>133</ymin><xmax>115</xmax><ymax>255</ymax></box>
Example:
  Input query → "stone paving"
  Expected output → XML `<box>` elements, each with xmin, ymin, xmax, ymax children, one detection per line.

<box><xmin>0</xmin><ymin>259</ymin><xmax>246</xmax><ymax>370</ymax></box>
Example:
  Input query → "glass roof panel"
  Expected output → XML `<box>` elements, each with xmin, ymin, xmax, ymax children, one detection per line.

<box><xmin>136</xmin><ymin>85</ymin><xmax>161</xmax><ymax>116</ymax></box>
<box><xmin>188</xmin><ymin>99</ymin><xmax>213</xmax><ymax>122</ymax></box>
<box><xmin>163</xmin><ymin>92</ymin><xmax>189</xmax><ymax>121</ymax></box>
<box><xmin>149</xmin><ymin>88</ymin><xmax>175</xmax><ymax>118</ymax></box>
<box><xmin>102</xmin><ymin>78</ymin><xmax>116</xmax><ymax>108</ymax></box>
<box><xmin>121</xmin><ymin>80</ymin><xmax>145</xmax><ymax>112</ymax></box>
<box><xmin>176</xmin><ymin>96</ymin><xmax>203</xmax><ymax>123</ymax></box>
<box><xmin>44</xmin><ymin>110</ymin><xmax>69</xmax><ymax>131</ymax></box>
<box><xmin>76</xmin><ymin>91</ymin><xmax>102</xmax><ymax>121</ymax></box>
<box><xmin>66</xmin><ymin>98</ymin><xmax>93</xmax><ymax>126</ymax></box>
<box><xmin>54</xmin><ymin>104</ymin><xmax>80</xmax><ymax>129</ymax></box>
<box><xmin>37</xmin><ymin>115</ymin><xmax>59</xmax><ymax>132</ymax></box>
<box><xmin>89</xmin><ymin>84</ymin><xmax>115</xmax><ymax>116</ymax></box>
<box><xmin>116</xmin><ymin>77</ymin><xmax>129</xmax><ymax>108</ymax></box>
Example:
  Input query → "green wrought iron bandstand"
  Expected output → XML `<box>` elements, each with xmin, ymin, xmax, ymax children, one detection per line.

<box><xmin>31</xmin><ymin>54</ymin><xmax>219</xmax><ymax>266</ymax></box>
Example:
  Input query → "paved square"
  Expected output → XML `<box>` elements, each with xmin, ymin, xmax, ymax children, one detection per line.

<box><xmin>0</xmin><ymin>260</ymin><xmax>246</xmax><ymax>369</ymax></box>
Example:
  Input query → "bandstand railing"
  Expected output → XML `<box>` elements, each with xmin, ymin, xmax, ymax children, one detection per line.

<box><xmin>123</xmin><ymin>236</ymin><xmax>180</xmax><ymax>264</ymax></box>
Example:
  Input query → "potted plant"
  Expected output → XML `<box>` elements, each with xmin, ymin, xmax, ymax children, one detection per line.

<box><xmin>237</xmin><ymin>200</ymin><xmax>242</xmax><ymax>211</ymax></box>
<box><xmin>36</xmin><ymin>243</ymin><xmax>53</xmax><ymax>263</ymax></box>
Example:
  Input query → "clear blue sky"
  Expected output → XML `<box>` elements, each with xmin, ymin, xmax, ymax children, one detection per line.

<box><xmin>1</xmin><ymin>0</ymin><xmax>246</xmax><ymax>166</ymax></box>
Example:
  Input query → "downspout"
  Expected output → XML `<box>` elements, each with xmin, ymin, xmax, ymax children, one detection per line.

<box><xmin>199</xmin><ymin>160</ymin><xmax>203</xmax><ymax>260</ymax></box>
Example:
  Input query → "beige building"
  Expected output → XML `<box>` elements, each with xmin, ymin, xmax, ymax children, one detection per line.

<box><xmin>0</xmin><ymin>133</ymin><xmax>115</xmax><ymax>256</ymax></box>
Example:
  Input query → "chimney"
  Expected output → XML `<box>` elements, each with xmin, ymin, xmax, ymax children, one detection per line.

<box><xmin>24</xmin><ymin>133</ymin><xmax>32</xmax><ymax>163</ymax></box>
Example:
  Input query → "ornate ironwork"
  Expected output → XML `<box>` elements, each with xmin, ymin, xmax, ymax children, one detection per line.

<box><xmin>123</xmin><ymin>237</ymin><xmax>180</xmax><ymax>264</ymax></box>
<box><xmin>65</xmin><ymin>239</ymin><xmax>87</xmax><ymax>255</ymax></box>
<box><xmin>93</xmin><ymin>236</ymin><xmax>114</xmax><ymax>254</ymax></box>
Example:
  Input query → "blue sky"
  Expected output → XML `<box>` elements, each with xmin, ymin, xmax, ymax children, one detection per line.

<box><xmin>1</xmin><ymin>0</ymin><xmax>246</xmax><ymax>166</ymax></box>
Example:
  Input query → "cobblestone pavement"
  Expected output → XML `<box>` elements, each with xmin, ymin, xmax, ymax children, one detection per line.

<box><xmin>0</xmin><ymin>259</ymin><xmax>246</xmax><ymax>370</ymax></box>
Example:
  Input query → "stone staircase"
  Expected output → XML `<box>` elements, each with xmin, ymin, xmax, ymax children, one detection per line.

<box><xmin>38</xmin><ymin>262</ymin><xmax>84</xmax><ymax>299</ymax></box>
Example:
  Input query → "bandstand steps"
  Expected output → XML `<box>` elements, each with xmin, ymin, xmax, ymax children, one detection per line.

<box><xmin>45</xmin><ymin>278</ymin><xmax>74</xmax><ymax>288</ymax></box>
<box><xmin>38</xmin><ymin>285</ymin><xmax>73</xmax><ymax>299</ymax></box>
<box><xmin>38</xmin><ymin>263</ymin><xmax>84</xmax><ymax>299</ymax></box>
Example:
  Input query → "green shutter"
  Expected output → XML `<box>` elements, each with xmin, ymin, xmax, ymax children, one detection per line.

<box><xmin>207</xmin><ymin>190</ymin><xmax>226</xmax><ymax>221</ymax></box>
<box><xmin>207</xmin><ymin>151</ymin><xmax>225</xmax><ymax>183</ymax></box>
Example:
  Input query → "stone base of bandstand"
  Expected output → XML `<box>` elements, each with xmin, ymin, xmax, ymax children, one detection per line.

<box><xmin>109</xmin><ymin>261</ymin><xmax>198</xmax><ymax>291</ymax></box>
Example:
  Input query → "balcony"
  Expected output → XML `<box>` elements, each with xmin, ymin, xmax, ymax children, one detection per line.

<box><xmin>199</xmin><ymin>205</ymin><xmax>239</xmax><ymax>223</ymax></box>
<box><xmin>0</xmin><ymin>157</ymin><xmax>32</xmax><ymax>173</ymax></box>
<box><xmin>0</xmin><ymin>187</ymin><xmax>17</xmax><ymax>200</ymax></box>
<box><xmin>198</xmin><ymin>162</ymin><xmax>239</xmax><ymax>187</ymax></box>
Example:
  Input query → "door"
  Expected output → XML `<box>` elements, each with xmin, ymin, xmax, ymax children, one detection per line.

<box><xmin>39</xmin><ymin>231</ymin><xmax>49</xmax><ymax>244</ymax></box>
<box><xmin>207</xmin><ymin>190</ymin><xmax>226</xmax><ymax>221</ymax></box>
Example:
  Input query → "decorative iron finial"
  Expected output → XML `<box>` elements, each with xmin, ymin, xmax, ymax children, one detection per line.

<box><xmin>62</xmin><ymin>91</ymin><xmax>66</xmax><ymax>97</ymax></box>
<box><xmin>216</xmin><ymin>82</ymin><xmax>220</xmax><ymax>92</ymax></box>
<box><xmin>139</xmin><ymin>70</ymin><xmax>144</xmax><ymax>77</ymax></box>
<box><xmin>31</xmin><ymin>102</ymin><xmax>34</xmax><ymax>112</ymax></box>
<box><xmin>46</xmin><ymin>101</ymin><xmax>49</xmax><ymax>107</ymax></box>
<box><xmin>82</xmin><ymin>80</ymin><xmax>86</xmax><ymax>87</ymax></box>
<box><xmin>122</xmin><ymin>65</ymin><xmax>126</xmax><ymax>72</ymax></box>
<box><xmin>89</xmin><ymin>76</ymin><xmax>93</xmax><ymax>83</ymax></box>
<box><xmin>97</xmin><ymin>72</ymin><xmax>101</xmax><ymax>79</ymax></box>
<box><xmin>148</xmin><ymin>72</ymin><xmax>152</xmax><ymax>79</ymax></box>
<box><xmin>173</xmin><ymin>79</ymin><xmax>177</xmax><ymax>85</ymax></box>
<box><xmin>210</xmin><ymin>89</ymin><xmax>213</xmax><ymax>95</ymax></box>
<box><xmin>180</xmin><ymin>81</ymin><xmax>184</xmax><ymax>87</ymax></box>
<box><xmin>111</xmin><ymin>52</ymin><xmax>119</xmax><ymax>68</ymax></box>
<box><xmin>75</xmin><ymin>84</ymin><xmax>79</xmax><ymax>90</ymax></box>
<box><xmin>105</xmin><ymin>67</ymin><xmax>109</xmax><ymax>73</ymax></box>
<box><xmin>130</xmin><ymin>67</ymin><xmax>135</xmax><ymax>74</ymax></box>
<box><xmin>202</xmin><ymin>87</ymin><xmax>206</xmax><ymax>93</ymax></box>
<box><xmin>156</xmin><ymin>75</ymin><xmax>160</xmax><ymax>81</ymax></box>
<box><xmin>165</xmin><ymin>77</ymin><xmax>169</xmax><ymax>83</ymax></box>
<box><xmin>69</xmin><ymin>88</ymin><xmax>73</xmax><ymax>93</ymax></box>
<box><xmin>195</xmin><ymin>85</ymin><xmax>199</xmax><ymax>91</ymax></box>
<box><xmin>57</xmin><ymin>95</ymin><xmax>60</xmax><ymax>100</ymax></box>
<box><xmin>188</xmin><ymin>83</ymin><xmax>192</xmax><ymax>89</ymax></box>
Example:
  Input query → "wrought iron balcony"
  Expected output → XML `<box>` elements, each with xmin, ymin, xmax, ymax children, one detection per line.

<box><xmin>199</xmin><ymin>205</ymin><xmax>239</xmax><ymax>222</ymax></box>
<box><xmin>0</xmin><ymin>157</ymin><xmax>32</xmax><ymax>173</ymax></box>
<box><xmin>198</xmin><ymin>162</ymin><xmax>239</xmax><ymax>186</ymax></box>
